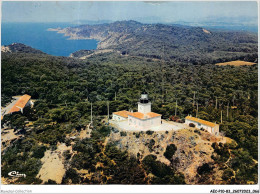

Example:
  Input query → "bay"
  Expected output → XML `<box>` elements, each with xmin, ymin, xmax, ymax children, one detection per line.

<box><xmin>1</xmin><ymin>22</ymin><xmax>98</xmax><ymax>56</ymax></box>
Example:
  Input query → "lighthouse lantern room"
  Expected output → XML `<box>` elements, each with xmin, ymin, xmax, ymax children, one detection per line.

<box><xmin>138</xmin><ymin>91</ymin><xmax>152</xmax><ymax>114</ymax></box>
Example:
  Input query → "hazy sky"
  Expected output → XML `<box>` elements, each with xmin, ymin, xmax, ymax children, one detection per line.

<box><xmin>1</xmin><ymin>1</ymin><xmax>258</xmax><ymax>24</ymax></box>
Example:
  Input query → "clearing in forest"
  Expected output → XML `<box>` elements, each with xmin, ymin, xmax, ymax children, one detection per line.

<box><xmin>37</xmin><ymin>143</ymin><xmax>71</xmax><ymax>184</ymax></box>
<box><xmin>216</xmin><ymin>60</ymin><xmax>256</xmax><ymax>66</ymax></box>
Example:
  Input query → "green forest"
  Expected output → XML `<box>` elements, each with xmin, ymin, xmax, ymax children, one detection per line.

<box><xmin>61</xmin><ymin>20</ymin><xmax>258</xmax><ymax>64</ymax></box>
<box><xmin>1</xmin><ymin>49</ymin><xmax>258</xmax><ymax>184</ymax></box>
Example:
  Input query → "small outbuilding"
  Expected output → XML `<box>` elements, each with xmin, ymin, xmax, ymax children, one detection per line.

<box><xmin>185</xmin><ymin>116</ymin><xmax>219</xmax><ymax>135</ymax></box>
<box><xmin>8</xmin><ymin>94</ymin><xmax>33</xmax><ymax>114</ymax></box>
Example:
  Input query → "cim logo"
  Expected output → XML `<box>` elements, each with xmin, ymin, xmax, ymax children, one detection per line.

<box><xmin>8</xmin><ymin>171</ymin><xmax>26</xmax><ymax>178</ymax></box>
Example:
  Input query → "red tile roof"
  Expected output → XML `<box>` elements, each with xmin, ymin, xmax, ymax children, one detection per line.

<box><xmin>113</xmin><ymin>110</ymin><xmax>131</xmax><ymax>118</ymax></box>
<box><xmin>128</xmin><ymin>112</ymin><xmax>161</xmax><ymax>120</ymax></box>
<box><xmin>146</xmin><ymin>112</ymin><xmax>162</xmax><ymax>118</ymax></box>
<box><xmin>128</xmin><ymin>112</ymin><xmax>144</xmax><ymax>119</ymax></box>
<box><xmin>9</xmin><ymin>94</ymin><xmax>31</xmax><ymax>113</ymax></box>
<box><xmin>185</xmin><ymin>116</ymin><xmax>217</xmax><ymax>127</ymax></box>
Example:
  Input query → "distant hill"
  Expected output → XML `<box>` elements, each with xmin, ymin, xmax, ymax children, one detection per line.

<box><xmin>54</xmin><ymin>20</ymin><xmax>258</xmax><ymax>64</ymax></box>
<box><xmin>1</xmin><ymin>43</ymin><xmax>46</xmax><ymax>55</ymax></box>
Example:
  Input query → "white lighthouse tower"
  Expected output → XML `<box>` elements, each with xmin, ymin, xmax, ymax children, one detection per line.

<box><xmin>138</xmin><ymin>91</ymin><xmax>152</xmax><ymax>114</ymax></box>
<box><xmin>112</xmin><ymin>91</ymin><xmax>162</xmax><ymax>130</ymax></box>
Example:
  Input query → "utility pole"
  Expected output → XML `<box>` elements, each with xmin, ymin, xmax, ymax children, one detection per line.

<box><xmin>161</xmin><ymin>45</ymin><xmax>165</xmax><ymax>103</ymax></box>
<box><xmin>175</xmin><ymin>100</ymin><xmax>177</xmax><ymax>116</ymax></box>
<box><xmin>107</xmin><ymin>101</ymin><xmax>110</xmax><ymax>123</ymax></box>
<box><xmin>227</xmin><ymin>102</ymin><xmax>229</xmax><ymax>119</ymax></box>
<box><xmin>221</xmin><ymin>110</ymin><xmax>223</xmax><ymax>123</ymax></box>
<box><xmin>196</xmin><ymin>102</ymin><xmax>199</xmax><ymax>118</ymax></box>
<box><xmin>193</xmin><ymin>91</ymin><xmax>196</xmax><ymax>106</ymax></box>
<box><xmin>91</xmin><ymin>102</ymin><xmax>93</xmax><ymax>125</ymax></box>
<box><xmin>215</xmin><ymin>97</ymin><xmax>218</xmax><ymax>109</ymax></box>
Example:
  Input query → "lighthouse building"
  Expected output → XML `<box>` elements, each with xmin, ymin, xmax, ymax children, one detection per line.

<box><xmin>112</xmin><ymin>92</ymin><xmax>161</xmax><ymax>130</ymax></box>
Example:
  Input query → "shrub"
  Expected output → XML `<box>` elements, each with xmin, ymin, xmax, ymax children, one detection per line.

<box><xmin>112</xmin><ymin>127</ymin><xmax>119</xmax><ymax>133</ymax></box>
<box><xmin>197</xmin><ymin>163</ymin><xmax>214</xmax><ymax>175</ymax></box>
<box><xmin>148</xmin><ymin>139</ymin><xmax>155</xmax><ymax>152</ymax></box>
<box><xmin>99</xmin><ymin>126</ymin><xmax>111</xmax><ymax>137</ymax></box>
<box><xmin>226</xmin><ymin>140</ymin><xmax>238</xmax><ymax>149</ymax></box>
<box><xmin>211</xmin><ymin>142</ymin><xmax>230</xmax><ymax>163</ymax></box>
<box><xmin>142</xmin><ymin>155</ymin><xmax>157</xmax><ymax>170</ymax></box>
<box><xmin>65</xmin><ymin>138</ymin><xmax>71</xmax><ymax>146</ymax></box>
<box><xmin>142</xmin><ymin>154</ymin><xmax>185</xmax><ymax>184</ymax></box>
<box><xmin>222</xmin><ymin>168</ymin><xmax>234</xmax><ymax>181</ymax></box>
<box><xmin>189</xmin><ymin>123</ymin><xmax>195</xmax><ymax>127</ymax></box>
<box><xmin>32</xmin><ymin>145</ymin><xmax>46</xmax><ymax>158</ymax></box>
<box><xmin>169</xmin><ymin>115</ymin><xmax>179</xmax><ymax>122</ymax></box>
<box><xmin>211</xmin><ymin>142</ymin><xmax>218</xmax><ymax>150</ymax></box>
<box><xmin>63</xmin><ymin>150</ymin><xmax>71</xmax><ymax>160</ymax></box>
<box><xmin>107</xmin><ymin>156</ymin><xmax>148</xmax><ymax>184</ymax></box>
<box><xmin>164</xmin><ymin>144</ymin><xmax>177</xmax><ymax>161</ymax></box>
<box><xmin>50</xmin><ymin>145</ymin><xmax>57</xmax><ymax>151</ymax></box>
<box><xmin>44</xmin><ymin>179</ymin><xmax>57</xmax><ymax>184</ymax></box>
<box><xmin>62</xmin><ymin>168</ymin><xmax>81</xmax><ymax>184</ymax></box>
<box><xmin>177</xmin><ymin>119</ymin><xmax>184</xmax><ymax>123</ymax></box>
<box><xmin>146</xmin><ymin>130</ymin><xmax>154</xmax><ymax>135</ymax></box>
<box><xmin>105</xmin><ymin>143</ymin><xmax>128</xmax><ymax>164</ymax></box>
<box><xmin>194</xmin><ymin>129</ymin><xmax>201</xmax><ymax>135</ymax></box>
<box><xmin>120</xmin><ymin>131</ymin><xmax>127</xmax><ymax>136</ymax></box>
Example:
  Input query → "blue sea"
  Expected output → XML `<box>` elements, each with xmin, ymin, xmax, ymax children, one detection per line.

<box><xmin>1</xmin><ymin>22</ymin><xmax>98</xmax><ymax>56</ymax></box>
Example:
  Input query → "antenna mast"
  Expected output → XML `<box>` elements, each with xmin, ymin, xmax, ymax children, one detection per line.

<box><xmin>227</xmin><ymin>102</ymin><xmax>229</xmax><ymax>119</ymax></box>
<box><xmin>193</xmin><ymin>91</ymin><xmax>196</xmax><ymax>106</ymax></box>
<box><xmin>91</xmin><ymin>102</ymin><xmax>93</xmax><ymax>125</ymax></box>
<box><xmin>107</xmin><ymin>101</ymin><xmax>110</xmax><ymax>123</ymax></box>
<box><xmin>175</xmin><ymin>100</ymin><xmax>177</xmax><ymax>116</ymax></box>
<box><xmin>161</xmin><ymin>45</ymin><xmax>165</xmax><ymax>103</ymax></box>
<box><xmin>196</xmin><ymin>102</ymin><xmax>199</xmax><ymax>118</ymax></box>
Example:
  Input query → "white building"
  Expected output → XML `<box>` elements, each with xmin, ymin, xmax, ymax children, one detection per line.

<box><xmin>8</xmin><ymin>94</ymin><xmax>33</xmax><ymax>114</ymax></box>
<box><xmin>112</xmin><ymin>92</ymin><xmax>161</xmax><ymax>130</ymax></box>
<box><xmin>185</xmin><ymin>115</ymin><xmax>219</xmax><ymax>135</ymax></box>
<box><xmin>1</xmin><ymin>94</ymin><xmax>33</xmax><ymax>117</ymax></box>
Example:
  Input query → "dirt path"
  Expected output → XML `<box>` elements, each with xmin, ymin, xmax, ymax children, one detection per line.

<box><xmin>79</xmin><ymin>122</ymin><xmax>92</xmax><ymax>139</ymax></box>
<box><xmin>79</xmin><ymin>49</ymin><xmax>114</xmax><ymax>59</ymax></box>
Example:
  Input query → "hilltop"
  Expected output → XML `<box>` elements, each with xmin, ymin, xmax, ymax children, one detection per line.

<box><xmin>108</xmin><ymin>127</ymin><xmax>238</xmax><ymax>184</ymax></box>
<box><xmin>53</xmin><ymin>20</ymin><xmax>258</xmax><ymax>64</ymax></box>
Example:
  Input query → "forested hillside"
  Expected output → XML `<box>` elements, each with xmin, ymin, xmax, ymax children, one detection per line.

<box><xmin>1</xmin><ymin>50</ymin><xmax>258</xmax><ymax>184</ymax></box>
<box><xmin>55</xmin><ymin>20</ymin><xmax>258</xmax><ymax>64</ymax></box>
<box><xmin>1</xmin><ymin>43</ymin><xmax>46</xmax><ymax>54</ymax></box>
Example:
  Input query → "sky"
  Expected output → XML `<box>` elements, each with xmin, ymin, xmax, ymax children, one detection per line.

<box><xmin>1</xmin><ymin>1</ymin><xmax>258</xmax><ymax>25</ymax></box>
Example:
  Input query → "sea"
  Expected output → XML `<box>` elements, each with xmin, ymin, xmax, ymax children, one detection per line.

<box><xmin>1</xmin><ymin>22</ymin><xmax>98</xmax><ymax>56</ymax></box>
